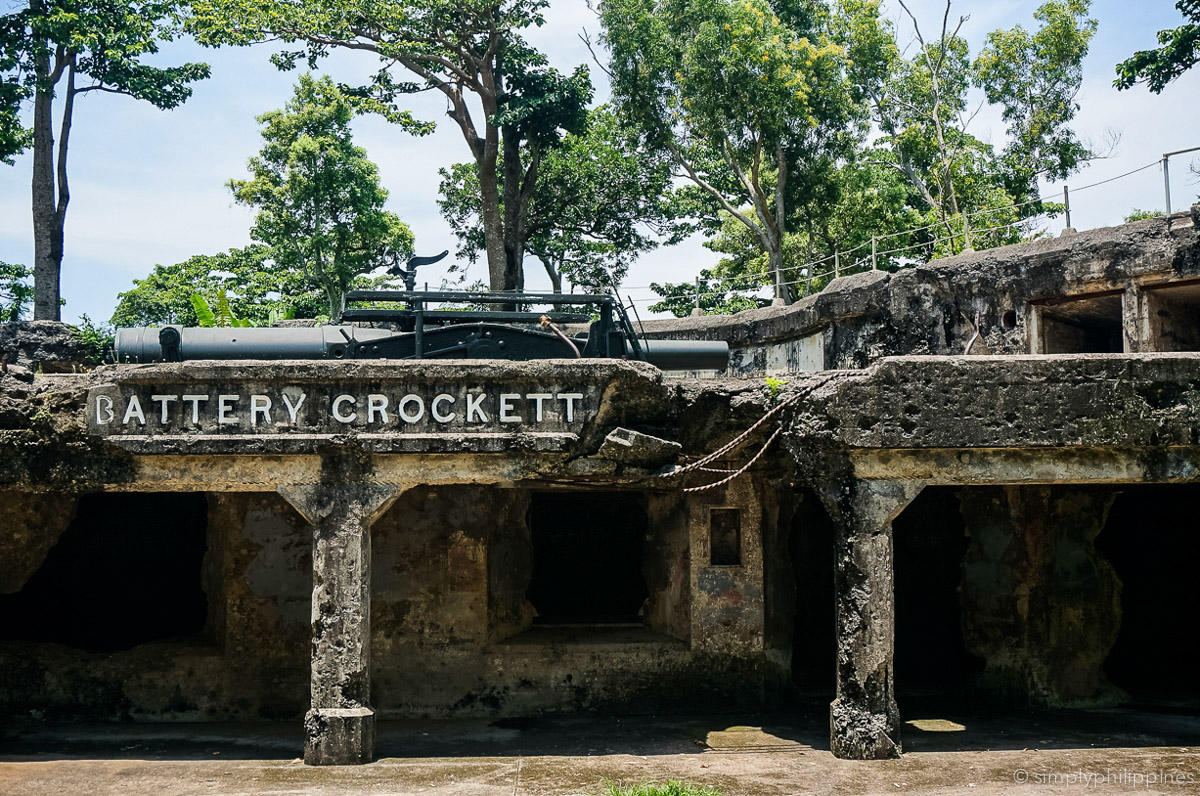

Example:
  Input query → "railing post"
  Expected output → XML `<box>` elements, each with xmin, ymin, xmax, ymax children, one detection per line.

<box><xmin>1063</xmin><ymin>185</ymin><xmax>1072</xmax><ymax>230</ymax></box>
<box><xmin>691</xmin><ymin>276</ymin><xmax>703</xmax><ymax>317</ymax></box>
<box><xmin>871</xmin><ymin>236</ymin><xmax>877</xmax><ymax>271</ymax></box>
<box><xmin>963</xmin><ymin>213</ymin><xmax>972</xmax><ymax>252</ymax></box>
<box><xmin>1163</xmin><ymin>155</ymin><xmax>1172</xmax><ymax>216</ymax></box>
<box><xmin>834</xmin><ymin>250</ymin><xmax>841</xmax><ymax>279</ymax></box>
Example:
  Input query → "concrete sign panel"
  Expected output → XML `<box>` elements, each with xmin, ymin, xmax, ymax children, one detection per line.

<box><xmin>82</xmin><ymin>359</ymin><xmax>664</xmax><ymax>455</ymax></box>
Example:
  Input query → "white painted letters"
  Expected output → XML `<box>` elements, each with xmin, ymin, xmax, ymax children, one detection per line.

<box><xmin>466</xmin><ymin>392</ymin><xmax>489</xmax><ymax>423</ymax></box>
<box><xmin>123</xmin><ymin>395</ymin><xmax>146</xmax><ymax>425</ymax></box>
<box><xmin>91</xmin><ymin>387</ymin><xmax>589</xmax><ymax>433</ymax></box>
<box><xmin>398</xmin><ymin>394</ymin><xmax>425</xmax><ymax>423</ymax></box>
<box><xmin>431</xmin><ymin>393</ymin><xmax>456</xmax><ymax>423</ymax></box>
<box><xmin>527</xmin><ymin>393</ymin><xmax>553</xmax><ymax>422</ymax></box>
<box><xmin>95</xmin><ymin>395</ymin><xmax>114</xmax><ymax>424</ymax></box>
<box><xmin>218</xmin><ymin>395</ymin><xmax>239</xmax><ymax>425</ymax></box>
<box><xmin>367</xmin><ymin>394</ymin><xmax>389</xmax><ymax>424</ymax></box>
<box><xmin>332</xmin><ymin>394</ymin><xmax>357</xmax><ymax>423</ymax></box>
<box><xmin>281</xmin><ymin>392</ymin><xmax>306</xmax><ymax>425</ymax></box>
<box><xmin>499</xmin><ymin>393</ymin><xmax>522</xmax><ymax>423</ymax></box>
<box><xmin>151</xmin><ymin>394</ymin><xmax>178</xmax><ymax>424</ymax></box>
<box><xmin>182</xmin><ymin>395</ymin><xmax>208</xmax><ymax>425</ymax></box>
<box><xmin>558</xmin><ymin>393</ymin><xmax>583</xmax><ymax>422</ymax></box>
<box><xmin>250</xmin><ymin>394</ymin><xmax>272</xmax><ymax>426</ymax></box>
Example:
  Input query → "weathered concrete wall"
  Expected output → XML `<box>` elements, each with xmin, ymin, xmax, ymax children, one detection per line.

<box><xmin>958</xmin><ymin>486</ymin><xmax>1123</xmax><ymax>707</ymax></box>
<box><xmin>0</xmin><ymin>491</ymin><xmax>311</xmax><ymax>722</ymax></box>
<box><xmin>642</xmin><ymin>209</ymin><xmax>1200</xmax><ymax>375</ymax></box>
<box><xmin>0</xmin><ymin>480</ymin><xmax>779</xmax><ymax>723</ymax></box>
<box><xmin>0</xmin><ymin>321</ymin><xmax>93</xmax><ymax>373</ymax></box>
<box><xmin>0</xmin><ymin>491</ymin><xmax>78</xmax><ymax>594</ymax></box>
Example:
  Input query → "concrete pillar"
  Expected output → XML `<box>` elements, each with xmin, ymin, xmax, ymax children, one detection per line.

<box><xmin>959</xmin><ymin>486</ymin><xmax>1122</xmax><ymax>707</ymax></box>
<box><xmin>818</xmin><ymin>479</ymin><xmax>923</xmax><ymax>760</ymax></box>
<box><xmin>278</xmin><ymin>482</ymin><xmax>407</xmax><ymax>766</ymax></box>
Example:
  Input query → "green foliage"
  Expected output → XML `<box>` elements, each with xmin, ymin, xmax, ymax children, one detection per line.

<box><xmin>975</xmin><ymin>0</ymin><xmax>1098</xmax><ymax>195</ymax></box>
<box><xmin>111</xmin><ymin>245</ymin><xmax>324</xmax><ymax>327</ymax></box>
<box><xmin>843</xmin><ymin>0</ymin><xmax>1089</xmax><ymax>222</ymax></box>
<box><xmin>648</xmin><ymin>0</ymin><xmax>1085</xmax><ymax>316</ymax></box>
<box><xmin>1125</xmin><ymin>208</ymin><xmax>1166</xmax><ymax>222</ymax></box>
<box><xmin>599</xmin><ymin>783</ymin><xmax>723</xmax><ymax>796</ymax></box>
<box><xmin>73</xmin><ymin>314</ymin><xmax>114</xmax><ymax>365</ymax></box>
<box><xmin>0</xmin><ymin>0</ymin><xmax>210</xmax><ymax>164</ymax></box>
<box><xmin>228</xmin><ymin>74</ymin><xmax>414</xmax><ymax>319</ymax></box>
<box><xmin>763</xmin><ymin>375</ymin><xmax>787</xmax><ymax>402</ymax></box>
<box><xmin>190</xmin><ymin>293</ymin><xmax>252</xmax><ymax>327</ymax></box>
<box><xmin>0</xmin><ymin>260</ymin><xmax>34</xmax><ymax>321</ymax></box>
<box><xmin>1115</xmin><ymin>0</ymin><xmax>1200</xmax><ymax>93</ymax></box>
<box><xmin>437</xmin><ymin>107</ymin><xmax>689</xmax><ymax>295</ymax></box>
<box><xmin>189</xmin><ymin>0</ymin><xmax>592</xmax><ymax>292</ymax></box>
<box><xmin>602</xmin><ymin>0</ymin><xmax>862</xmax><ymax>301</ymax></box>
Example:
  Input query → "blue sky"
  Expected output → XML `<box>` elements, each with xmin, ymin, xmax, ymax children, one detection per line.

<box><xmin>1</xmin><ymin>0</ymin><xmax>1198</xmax><ymax>324</ymax></box>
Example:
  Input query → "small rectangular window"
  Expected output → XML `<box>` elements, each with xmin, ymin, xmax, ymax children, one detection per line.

<box><xmin>1034</xmin><ymin>292</ymin><xmax>1124</xmax><ymax>353</ymax></box>
<box><xmin>709</xmin><ymin>508</ymin><xmax>741</xmax><ymax>566</ymax></box>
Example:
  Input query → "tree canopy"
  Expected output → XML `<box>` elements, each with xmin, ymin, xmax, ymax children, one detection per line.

<box><xmin>1</xmin><ymin>0</ymin><xmax>209</xmax><ymax>319</ymax></box>
<box><xmin>601</xmin><ymin>0</ymin><xmax>861</xmax><ymax>302</ymax></box>
<box><xmin>647</xmin><ymin>0</ymin><xmax>1098</xmax><ymax>316</ymax></box>
<box><xmin>1115</xmin><ymin>0</ymin><xmax>1200</xmax><ymax>92</ymax></box>
<box><xmin>189</xmin><ymin>0</ymin><xmax>590</xmax><ymax>294</ymax></box>
<box><xmin>110</xmin><ymin>246</ymin><xmax>326</xmax><ymax>328</ymax></box>
<box><xmin>437</xmin><ymin>107</ymin><xmax>688</xmax><ymax>295</ymax></box>
<box><xmin>228</xmin><ymin>74</ymin><xmax>414</xmax><ymax>320</ymax></box>
<box><xmin>0</xmin><ymin>260</ymin><xmax>34</xmax><ymax>322</ymax></box>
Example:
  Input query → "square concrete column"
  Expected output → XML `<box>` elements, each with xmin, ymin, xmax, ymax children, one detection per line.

<box><xmin>278</xmin><ymin>482</ymin><xmax>406</xmax><ymax>766</ymax></box>
<box><xmin>818</xmin><ymin>479</ymin><xmax>923</xmax><ymax>760</ymax></box>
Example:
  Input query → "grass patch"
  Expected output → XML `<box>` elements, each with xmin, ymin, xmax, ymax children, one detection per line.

<box><xmin>600</xmin><ymin>782</ymin><xmax>724</xmax><ymax>796</ymax></box>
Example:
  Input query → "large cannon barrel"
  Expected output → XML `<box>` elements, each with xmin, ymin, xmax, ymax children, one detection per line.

<box><xmin>114</xmin><ymin>324</ymin><xmax>729</xmax><ymax>371</ymax></box>
<box><xmin>114</xmin><ymin>325</ymin><xmax>396</xmax><ymax>363</ymax></box>
<box><xmin>629</xmin><ymin>338</ymin><xmax>729</xmax><ymax>371</ymax></box>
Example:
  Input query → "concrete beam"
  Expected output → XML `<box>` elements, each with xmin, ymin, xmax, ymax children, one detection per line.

<box><xmin>277</xmin><ymin>481</ymin><xmax>407</xmax><ymax>766</ymax></box>
<box><xmin>817</xmin><ymin>479</ymin><xmax>924</xmax><ymax>760</ymax></box>
<box><xmin>848</xmin><ymin>446</ymin><xmax>1200</xmax><ymax>485</ymax></box>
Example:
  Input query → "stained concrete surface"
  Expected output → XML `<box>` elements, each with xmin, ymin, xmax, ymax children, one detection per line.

<box><xmin>2</xmin><ymin>707</ymin><xmax>1198</xmax><ymax>795</ymax></box>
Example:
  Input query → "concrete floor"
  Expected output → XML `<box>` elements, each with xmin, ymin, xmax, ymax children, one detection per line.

<box><xmin>2</xmin><ymin>705</ymin><xmax>1199</xmax><ymax>795</ymax></box>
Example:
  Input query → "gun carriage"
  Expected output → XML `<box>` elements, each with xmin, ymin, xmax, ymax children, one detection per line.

<box><xmin>113</xmin><ymin>252</ymin><xmax>729</xmax><ymax>371</ymax></box>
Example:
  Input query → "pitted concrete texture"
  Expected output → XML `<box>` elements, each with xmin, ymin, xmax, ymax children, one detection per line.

<box><xmin>637</xmin><ymin>208</ymin><xmax>1200</xmax><ymax>372</ymax></box>
<box><xmin>1</xmin><ymin>709</ymin><xmax>1199</xmax><ymax>795</ymax></box>
<box><xmin>0</xmin><ymin>321</ymin><xmax>92</xmax><ymax>373</ymax></box>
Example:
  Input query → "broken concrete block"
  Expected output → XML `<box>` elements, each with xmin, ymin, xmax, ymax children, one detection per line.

<box><xmin>597</xmin><ymin>427</ymin><xmax>682</xmax><ymax>467</ymax></box>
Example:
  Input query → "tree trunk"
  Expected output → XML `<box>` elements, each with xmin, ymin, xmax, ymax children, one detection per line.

<box><xmin>31</xmin><ymin>43</ymin><xmax>61</xmax><ymax>321</ymax></box>
<box><xmin>326</xmin><ymin>283</ymin><xmax>345</xmax><ymax>322</ymax></box>
<box><xmin>767</xmin><ymin>239</ymin><xmax>792</xmax><ymax>304</ymax></box>
<box><xmin>476</xmin><ymin>147</ymin><xmax>507</xmax><ymax>294</ymax></box>
<box><xmin>502</xmin><ymin>134</ymin><xmax>526</xmax><ymax>297</ymax></box>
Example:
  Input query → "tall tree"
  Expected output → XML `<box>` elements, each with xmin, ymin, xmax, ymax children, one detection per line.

<box><xmin>437</xmin><ymin>107</ymin><xmax>687</xmax><ymax>294</ymax></box>
<box><xmin>1115</xmin><ymin>0</ymin><xmax>1199</xmax><ymax>93</ymax></box>
<box><xmin>601</xmin><ymin>0</ymin><xmax>860</xmax><ymax>302</ymax></box>
<box><xmin>975</xmin><ymin>0</ymin><xmax>1098</xmax><ymax>200</ymax></box>
<box><xmin>189</xmin><ymin>0</ymin><xmax>590</xmax><ymax>294</ymax></box>
<box><xmin>0</xmin><ymin>0</ymin><xmax>209</xmax><ymax>320</ymax></box>
<box><xmin>840</xmin><ymin>0</ymin><xmax>1094</xmax><ymax>246</ymax></box>
<box><xmin>229</xmin><ymin>75</ymin><xmax>415</xmax><ymax>320</ymax></box>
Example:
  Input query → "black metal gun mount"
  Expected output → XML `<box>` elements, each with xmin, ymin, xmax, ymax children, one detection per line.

<box><xmin>115</xmin><ymin>256</ymin><xmax>729</xmax><ymax>371</ymax></box>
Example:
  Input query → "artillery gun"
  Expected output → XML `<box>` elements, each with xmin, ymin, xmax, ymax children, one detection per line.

<box><xmin>114</xmin><ymin>252</ymin><xmax>729</xmax><ymax>371</ymax></box>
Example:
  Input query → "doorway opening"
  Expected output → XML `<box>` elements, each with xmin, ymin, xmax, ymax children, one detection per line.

<box><xmin>1098</xmin><ymin>484</ymin><xmax>1200</xmax><ymax>705</ymax></box>
<box><xmin>892</xmin><ymin>487</ymin><xmax>983</xmax><ymax>696</ymax></box>
<box><xmin>526</xmin><ymin>491</ymin><xmax>649</xmax><ymax>625</ymax></box>
<box><xmin>0</xmin><ymin>492</ymin><xmax>209</xmax><ymax>652</ymax></box>
<box><xmin>789</xmin><ymin>489</ymin><xmax>836</xmax><ymax>697</ymax></box>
